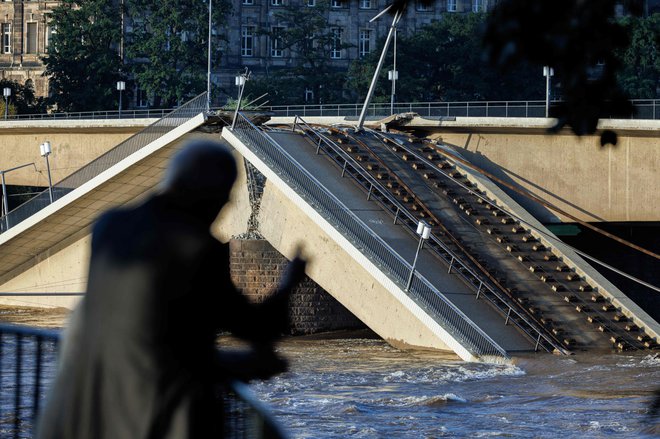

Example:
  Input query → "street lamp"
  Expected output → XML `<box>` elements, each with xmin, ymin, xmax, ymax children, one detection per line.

<box><xmin>543</xmin><ymin>66</ymin><xmax>554</xmax><ymax>118</ymax></box>
<box><xmin>40</xmin><ymin>141</ymin><xmax>54</xmax><ymax>203</ymax></box>
<box><xmin>1</xmin><ymin>162</ymin><xmax>37</xmax><ymax>230</ymax></box>
<box><xmin>3</xmin><ymin>87</ymin><xmax>11</xmax><ymax>120</ymax></box>
<box><xmin>406</xmin><ymin>220</ymin><xmax>432</xmax><ymax>291</ymax></box>
<box><xmin>231</xmin><ymin>69</ymin><xmax>249</xmax><ymax>129</ymax></box>
<box><xmin>116</xmin><ymin>80</ymin><xmax>126</xmax><ymax>118</ymax></box>
<box><xmin>389</xmin><ymin>26</ymin><xmax>398</xmax><ymax>115</ymax></box>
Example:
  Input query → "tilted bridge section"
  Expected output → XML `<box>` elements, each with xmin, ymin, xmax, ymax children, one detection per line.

<box><xmin>0</xmin><ymin>96</ymin><xmax>658</xmax><ymax>362</ymax></box>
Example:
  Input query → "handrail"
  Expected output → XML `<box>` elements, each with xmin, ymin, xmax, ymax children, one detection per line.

<box><xmin>230</xmin><ymin>112</ymin><xmax>508</xmax><ymax>360</ymax></box>
<box><xmin>0</xmin><ymin>93</ymin><xmax>209</xmax><ymax>235</ymax></box>
<box><xmin>0</xmin><ymin>322</ymin><xmax>287</xmax><ymax>438</ymax></box>
<box><xmin>3</xmin><ymin>99</ymin><xmax>658</xmax><ymax>121</ymax></box>
<box><xmin>293</xmin><ymin>118</ymin><xmax>565</xmax><ymax>354</ymax></box>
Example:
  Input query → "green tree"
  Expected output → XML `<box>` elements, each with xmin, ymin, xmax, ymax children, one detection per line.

<box><xmin>43</xmin><ymin>0</ymin><xmax>122</xmax><ymax>112</ymax></box>
<box><xmin>346</xmin><ymin>13</ymin><xmax>543</xmax><ymax>104</ymax></box>
<box><xmin>126</xmin><ymin>0</ymin><xmax>231</xmax><ymax>108</ymax></box>
<box><xmin>0</xmin><ymin>79</ymin><xmax>47</xmax><ymax>115</ymax></box>
<box><xmin>617</xmin><ymin>13</ymin><xmax>660</xmax><ymax>99</ymax></box>
<box><xmin>253</xmin><ymin>2</ymin><xmax>352</xmax><ymax>105</ymax></box>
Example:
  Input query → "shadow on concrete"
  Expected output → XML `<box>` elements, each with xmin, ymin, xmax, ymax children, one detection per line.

<box><xmin>443</xmin><ymin>140</ymin><xmax>607</xmax><ymax>223</ymax></box>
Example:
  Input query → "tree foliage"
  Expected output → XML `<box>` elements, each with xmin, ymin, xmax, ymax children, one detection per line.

<box><xmin>347</xmin><ymin>13</ymin><xmax>543</xmax><ymax>103</ymax></box>
<box><xmin>43</xmin><ymin>0</ymin><xmax>122</xmax><ymax>112</ymax></box>
<box><xmin>617</xmin><ymin>13</ymin><xmax>660</xmax><ymax>99</ymax></box>
<box><xmin>126</xmin><ymin>0</ymin><xmax>230</xmax><ymax>107</ymax></box>
<box><xmin>250</xmin><ymin>2</ymin><xmax>352</xmax><ymax>105</ymax></box>
<box><xmin>0</xmin><ymin>79</ymin><xmax>47</xmax><ymax>115</ymax></box>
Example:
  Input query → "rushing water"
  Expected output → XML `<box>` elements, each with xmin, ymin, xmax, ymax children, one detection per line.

<box><xmin>249</xmin><ymin>337</ymin><xmax>660</xmax><ymax>438</ymax></box>
<box><xmin>1</xmin><ymin>309</ymin><xmax>659</xmax><ymax>438</ymax></box>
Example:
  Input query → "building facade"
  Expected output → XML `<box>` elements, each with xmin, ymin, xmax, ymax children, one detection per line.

<box><xmin>0</xmin><ymin>1</ymin><xmax>59</xmax><ymax>97</ymax></box>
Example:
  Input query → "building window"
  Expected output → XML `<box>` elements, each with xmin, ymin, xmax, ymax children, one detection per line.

<box><xmin>305</xmin><ymin>88</ymin><xmax>314</xmax><ymax>102</ymax></box>
<box><xmin>243</xmin><ymin>0</ymin><xmax>254</xmax><ymax>4</ymax></box>
<box><xmin>330</xmin><ymin>27</ymin><xmax>343</xmax><ymax>59</ymax></box>
<box><xmin>417</xmin><ymin>1</ymin><xmax>432</xmax><ymax>11</ymax></box>
<box><xmin>2</xmin><ymin>23</ymin><xmax>10</xmax><ymax>54</ymax></box>
<box><xmin>447</xmin><ymin>0</ymin><xmax>457</xmax><ymax>12</ymax></box>
<box><xmin>26</xmin><ymin>22</ymin><xmax>37</xmax><ymax>54</ymax></box>
<box><xmin>330</xmin><ymin>0</ymin><xmax>344</xmax><ymax>8</ymax></box>
<box><xmin>359</xmin><ymin>0</ymin><xmax>371</xmax><ymax>9</ymax></box>
<box><xmin>271</xmin><ymin>0</ymin><xmax>283</xmax><ymax>5</ymax></box>
<box><xmin>359</xmin><ymin>29</ymin><xmax>371</xmax><ymax>57</ymax></box>
<box><xmin>271</xmin><ymin>26</ymin><xmax>284</xmax><ymax>57</ymax></box>
<box><xmin>307</xmin><ymin>0</ymin><xmax>315</xmax><ymax>6</ymax></box>
<box><xmin>45</xmin><ymin>25</ymin><xmax>57</xmax><ymax>52</ymax></box>
<box><xmin>472</xmin><ymin>0</ymin><xmax>483</xmax><ymax>12</ymax></box>
<box><xmin>241</xmin><ymin>25</ymin><xmax>255</xmax><ymax>57</ymax></box>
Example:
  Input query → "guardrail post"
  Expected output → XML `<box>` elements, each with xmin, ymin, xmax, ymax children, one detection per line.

<box><xmin>476</xmin><ymin>281</ymin><xmax>482</xmax><ymax>299</ymax></box>
<box><xmin>341</xmin><ymin>160</ymin><xmax>347</xmax><ymax>177</ymax></box>
<box><xmin>393</xmin><ymin>207</ymin><xmax>399</xmax><ymax>224</ymax></box>
<box><xmin>316</xmin><ymin>138</ymin><xmax>322</xmax><ymax>154</ymax></box>
<box><xmin>505</xmin><ymin>307</ymin><xmax>511</xmax><ymax>325</ymax></box>
<box><xmin>367</xmin><ymin>184</ymin><xmax>373</xmax><ymax>201</ymax></box>
<box><xmin>448</xmin><ymin>257</ymin><xmax>454</xmax><ymax>273</ymax></box>
<box><xmin>535</xmin><ymin>333</ymin><xmax>541</xmax><ymax>352</ymax></box>
<box><xmin>292</xmin><ymin>116</ymin><xmax>298</xmax><ymax>132</ymax></box>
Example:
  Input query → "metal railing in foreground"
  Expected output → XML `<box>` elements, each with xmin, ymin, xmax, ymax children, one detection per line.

<box><xmin>0</xmin><ymin>93</ymin><xmax>208</xmax><ymax>235</ymax></box>
<box><xmin>0</xmin><ymin>323</ymin><xmax>286</xmax><ymax>439</ymax></box>
<box><xmin>230</xmin><ymin>113</ymin><xmax>507</xmax><ymax>360</ymax></box>
<box><xmin>292</xmin><ymin>118</ymin><xmax>564</xmax><ymax>354</ymax></box>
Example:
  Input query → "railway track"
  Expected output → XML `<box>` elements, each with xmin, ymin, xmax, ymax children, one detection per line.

<box><xmin>289</xmin><ymin>121</ymin><xmax>657</xmax><ymax>353</ymax></box>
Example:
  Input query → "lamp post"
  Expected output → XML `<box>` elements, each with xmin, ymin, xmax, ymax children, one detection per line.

<box><xmin>543</xmin><ymin>66</ymin><xmax>554</xmax><ymax>118</ymax></box>
<box><xmin>406</xmin><ymin>220</ymin><xmax>431</xmax><ymax>291</ymax></box>
<box><xmin>207</xmin><ymin>0</ymin><xmax>212</xmax><ymax>112</ymax></box>
<box><xmin>40</xmin><ymin>141</ymin><xmax>54</xmax><ymax>203</ymax></box>
<box><xmin>389</xmin><ymin>26</ymin><xmax>398</xmax><ymax>115</ymax></box>
<box><xmin>117</xmin><ymin>80</ymin><xmax>126</xmax><ymax>118</ymax></box>
<box><xmin>0</xmin><ymin>162</ymin><xmax>37</xmax><ymax>230</ymax></box>
<box><xmin>231</xmin><ymin>69</ymin><xmax>249</xmax><ymax>129</ymax></box>
<box><xmin>357</xmin><ymin>5</ymin><xmax>403</xmax><ymax>131</ymax></box>
<box><xmin>3</xmin><ymin>87</ymin><xmax>11</xmax><ymax>120</ymax></box>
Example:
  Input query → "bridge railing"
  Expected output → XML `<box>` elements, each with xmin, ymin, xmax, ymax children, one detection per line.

<box><xmin>293</xmin><ymin>118</ymin><xmax>564</xmax><ymax>354</ymax></box>
<box><xmin>230</xmin><ymin>113</ymin><xmax>507</xmax><ymax>361</ymax></box>
<box><xmin>0</xmin><ymin>323</ymin><xmax>286</xmax><ymax>439</ymax></box>
<box><xmin>3</xmin><ymin>99</ymin><xmax>659</xmax><ymax>121</ymax></box>
<box><xmin>0</xmin><ymin>93</ymin><xmax>208</xmax><ymax>235</ymax></box>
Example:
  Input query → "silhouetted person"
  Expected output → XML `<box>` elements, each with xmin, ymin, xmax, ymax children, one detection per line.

<box><xmin>36</xmin><ymin>140</ymin><xmax>305</xmax><ymax>438</ymax></box>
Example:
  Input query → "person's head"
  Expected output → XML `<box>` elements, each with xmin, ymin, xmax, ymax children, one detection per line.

<box><xmin>160</xmin><ymin>140</ymin><xmax>237</xmax><ymax>224</ymax></box>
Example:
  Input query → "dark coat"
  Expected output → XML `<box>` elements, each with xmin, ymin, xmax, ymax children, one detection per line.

<box><xmin>37</xmin><ymin>196</ymin><xmax>285</xmax><ymax>439</ymax></box>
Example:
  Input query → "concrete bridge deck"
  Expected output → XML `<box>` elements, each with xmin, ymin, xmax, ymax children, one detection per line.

<box><xmin>1</xmin><ymin>108</ymin><xmax>657</xmax><ymax>361</ymax></box>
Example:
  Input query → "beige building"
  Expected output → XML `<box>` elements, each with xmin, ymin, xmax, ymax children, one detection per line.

<box><xmin>0</xmin><ymin>0</ymin><xmax>497</xmax><ymax>104</ymax></box>
<box><xmin>0</xmin><ymin>1</ymin><xmax>59</xmax><ymax>97</ymax></box>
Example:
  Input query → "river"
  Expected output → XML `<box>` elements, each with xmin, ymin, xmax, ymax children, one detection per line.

<box><xmin>1</xmin><ymin>307</ymin><xmax>659</xmax><ymax>438</ymax></box>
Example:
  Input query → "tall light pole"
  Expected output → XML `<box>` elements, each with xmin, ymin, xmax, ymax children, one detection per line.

<box><xmin>207</xmin><ymin>0</ymin><xmax>212</xmax><ymax>112</ymax></box>
<box><xmin>40</xmin><ymin>141</ymin><xmax>54</xmax><ymax>203</ymax></box>
<box><xmin>389</xmin><ymin>26</ymin><xmax>398</xmax><ymax>115</ymax></box>
<box><xmin>231</xmin><ymin>69</ymin><xmax>249</xmax><ymax>129</ymax></box>
<box><xmin>117</xmin><ymin>80</ymin><xmax>126</xmax><ymax>118</ymax></box>
<box><xmin>3</xmin><ymin>87</ymin><xmax>11</xmax><ymax>120</ymax></box>
<box><xmin>543</xmin><ymin>66</ymin><xmax>554</xmax><ymax>118</ymax></box>
<box><xmin>406</xmin><ymin>220</ymin><xmax>431</xmax><ymax>291</ymax></box>
<box><xmin>357</xmin><ymin>5</ymin><xmax>403</xmax><ymax>131</ymax></box>
<box><xmin>0</xmin><ymin>162</ymin><xmax>37</xmax><ymax>230</ymax></box>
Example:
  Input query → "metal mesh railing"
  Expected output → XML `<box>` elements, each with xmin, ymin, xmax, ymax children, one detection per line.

<box><xmin>230</xmin><ymin>113</ymin><xmax>507</xmax><ymax>360</ymax></box>
<box><xmin>4</xmin><ymin>99</ymin><xmax>659</xmax><ymax>122</ymax></box>
<box><xmin>0</xmin><ymin>323</ymin><xmax>286</xmax><ymax>439</ymax></box>
<box><xmin>266</xmin><ymin>99</ymin><xmax>660</xmax><ymax>120</ymax></box>
<box><xmin>0</xmin><ymin>93</ymin><xmax>208</xmax><ymax>235</ymax></box>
